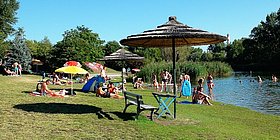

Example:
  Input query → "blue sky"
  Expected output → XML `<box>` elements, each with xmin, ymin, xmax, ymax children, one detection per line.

<box><xmin>16</xmin><ymin>0</ymin><xmax>279</xmax><ymax>48</ymax></box>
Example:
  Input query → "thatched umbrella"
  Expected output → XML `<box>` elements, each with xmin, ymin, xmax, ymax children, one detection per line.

<box><xmin>102</xmin><ymin>48</ymin><xmax>144</xmax><ymax>61</ymax></box>
<box><xmin>31</xmin><ymin>59</ymin><xmax>43</xmax><ymax>73</ymax></box>
<box><xmin>100</xmin><ymin>48</ymin><xmax>144</xmax><ymax>92</ymax></box>
<box><xmin>120</xmin><ymin>16</ymin><xmax>227</xmax><ymax>118</ymax></box>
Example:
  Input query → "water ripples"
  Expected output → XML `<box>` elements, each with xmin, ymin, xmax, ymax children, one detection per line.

<box><xmin>204</xmin><ymin>73</ymin><xmax>280</xmax><ymax>115</ymax></box>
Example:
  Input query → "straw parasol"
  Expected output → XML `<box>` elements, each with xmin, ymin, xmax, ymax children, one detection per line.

<box><xmin>120</xmin><ymin>16</ymin><xmax>227</xmax><ymax>47</ymax></box>
<box><xmin>102</xmin><ymin>48</ymin><xmax>144</xmax><ymax>61</ymax></box>
<box><xmin>100</xmin><ymin>48</ymin><xmax>144</xmax><ymax>92</ymax></box>
<box><xmin>120</xmin><ymin>16</ymin><xmax>227</xmax><ymax>118</ymax></box>
<box><xmin>31</xmin><ymin>59</ymin><xmax>43</xmax><ymax>73</ymax></box>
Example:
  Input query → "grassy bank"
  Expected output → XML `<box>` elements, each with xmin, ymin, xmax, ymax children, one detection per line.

<box><xmin>0</xmin><ymin>75</ymin><xmax>279</xmax><ymax>139</ymax></box>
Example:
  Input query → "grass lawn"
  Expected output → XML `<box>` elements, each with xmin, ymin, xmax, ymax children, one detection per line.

<box><xmin>0</xmin><ymin>75</ymin><xmax>279</xmax><ymax>139</ymax></box>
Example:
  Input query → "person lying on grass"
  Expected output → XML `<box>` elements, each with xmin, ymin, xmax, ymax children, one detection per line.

<box><xmin>4</xmin><ymin>67</ymin><xmax>16</xmax><ymax>76</ymax></box>
<box><xmin>96</xmin><ymin>83</ymin><xmax>123</xmax><ymax>99</ymax></box>
<box><xmin>41</xmin><ymin>79</ymin><xmax>67</xmax><ymax>97</ymax></box>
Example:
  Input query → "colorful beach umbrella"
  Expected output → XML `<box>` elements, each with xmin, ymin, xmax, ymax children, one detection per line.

<box><xmin>64</xmin><ymin>61</ymin><xmax>82</xmax><ymax>67</ymax></box>
<box><xmin>84</xmin><ymin>62</ymin><xmax>104</xmax><ymax>73</ymax></box>
<box><xmin>55</xmin><ymin>66</ymin><xmax>88</xmax><ymax>95</ymax></box>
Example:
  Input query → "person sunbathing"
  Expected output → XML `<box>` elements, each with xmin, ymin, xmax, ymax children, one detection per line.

<box><xmin>96</xmin><ymin>83</ymin><xmax>123</xmax><ymax>99</ymax></box>
<box><xmin>107</xmin><ymin>81</ymin><xmax>119</xmax><ymax>94</ymax></box>
<box><xmin>41</xmin><ymin>79</ymin><xmax>66</xmax><ymax>97</ymax></box>
<box><xmin>134</xmin><ymin>78</ymin><xmax>144</xmax><ymax>89</ymax></box>
<box><xmin>4</xmin><ymin>67</ymin><xmax>16</xmax><ymax>76</ymax></box>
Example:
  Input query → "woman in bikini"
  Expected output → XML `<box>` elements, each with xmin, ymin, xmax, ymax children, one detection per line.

<box><xmin>192</xmin><ymin>78</ymin><xmax>212</xmax><ymax>105</ymax></box>
<box><xmin>207</xmin><ymin>74</ymin><xmax>214</xmax><ymax>100</ymax></box>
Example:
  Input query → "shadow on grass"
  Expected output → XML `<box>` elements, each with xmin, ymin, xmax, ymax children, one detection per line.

<box><xmin>22</xmin><ymin>91</ymin><xmax>32</xmax><ymax>94</ymax></box>
<box><xmin>177</xmin><ymin>100</ymin><xmax>193</xmax><ymax>104</ymax></box>
<box><xmin>13</xmin><ymin>103</ymin><xmax>138</xmax><ymax>121</ymax></box>
<box><xmin>110</xmin><ymin>111</ymin><xmax>137</xmax><ymax>121</ymax></box>
<box><xmin>14</xmin><ymin>103</ymin><xmax>108</xmax><ymax>116</ymax></box>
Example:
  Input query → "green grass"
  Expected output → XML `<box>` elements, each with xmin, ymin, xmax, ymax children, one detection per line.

<box><xmin>0</xmin><ymin>75</ymin><xmax>279</xmax><ymax>139</ymax></box>
<box><xmin>105</xmin><ymin>67</ymin><xmax>120</xmax><ymax>74</ymax></box>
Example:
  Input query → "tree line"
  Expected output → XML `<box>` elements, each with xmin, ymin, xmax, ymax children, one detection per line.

<box><xmin>0</xmin><ymin>1</ymin><xmax>279</xmax><ymax>73</ymax></box>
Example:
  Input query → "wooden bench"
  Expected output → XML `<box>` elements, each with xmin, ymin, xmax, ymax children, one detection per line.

<box><xmin>123</xmin><ymin>91</ymin><xmax>157</xmax><ymax>121</ymax></box>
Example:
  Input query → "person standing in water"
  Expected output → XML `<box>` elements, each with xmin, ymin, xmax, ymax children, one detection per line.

<box><xmin>257</xmin><ymin>75</ymin><xmax>262</xmax><ymax>83</ymax></box>
<box><xmin>207</xmin><ymin>73</ymin><xmax>215</xmax><ymax>100</ymax></box>
<box><xmin>272</xmin><ymin>74</ymin><xmax>278</xmax><ymax>82</ymax></box>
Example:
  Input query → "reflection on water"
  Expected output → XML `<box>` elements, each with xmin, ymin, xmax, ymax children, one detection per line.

<box><xmin>205</xmin><ymin>72</ymin><xmax>280</xmax><ymax>115</ymax></box>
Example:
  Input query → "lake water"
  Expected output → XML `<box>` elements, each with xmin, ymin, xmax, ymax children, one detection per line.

<box><xmin>207</xmin><ymin>72</ymin><xmax>280</xmax><ymax>116</ymax></box>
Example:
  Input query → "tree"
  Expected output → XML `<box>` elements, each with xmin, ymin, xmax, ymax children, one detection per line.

<box><xmin>222</xmin><ymin>8</ymin><xmax>280</xmax><ymax>71</ymax></box>
<box><xmin>26</xmin><ymin>40</ymin><xmax>40</xmax><ymax>57</ymax></box>
<box><xmin>249</xmin><ymin>8</ymin><xmax>280</xmax><ymax>64</ymax></box>
<box><xmin>226</xmin><ymin>39</ymin><xmax>245</xmax><ymax>63</ymax></box>
<box><xmin>0</xmin><ymin>0</ymin><xmax>19</xmax><ymax>60</ymax></box>
<box><xmin>242</xmin><ymin>38</ymin><xmax>257</xmax><ymax>63</ymax></box>
<box><xmin>0</xmin><ymin>41</ymin><xmax>9</xmax><ymax>60</ymax></box>
<box><xmin>103</xmin><ymin>41</ymin><xmax>121</xmax><ymax>56</ymax></box>
<box><xmin>5</xmin><ymin>28</ymin><xmax>31</xmax><ymax>71</ymax></box>
<box><xmin>128</xmin><ymin>47</ymin><xmax>162</xmax><ymax>62</ymax></box>
<box><xmin>51</xmin><ymin>25</ymin><xmax>105</xmax><ymax>68</ymax></box>
<box><xmin>26</xmin><ymin>37</ymin><xmax>52</xmax><ymax>61</ymax></box>
<box><xmin>201</xmin><ymin>52</ymin><xmax>213</xmax><ymax>62</ymax></box>
<box><xmin>26</xmin><ymin>37</ymin><xmax>53</xmax><ymax>72</ymax></box>
<box><xmin>187</xmin><ymin>48</ymin><xmax>203</xmax><ymax>61</ymax></box>
<box><xmin>207</xmin><ymin>43</ymin><xmax>227</xmax><ymax>61</ymax></box>
<box><xmin>0</xmin><ymin>0</ymin><xmax>19</xmax><ymax>42</ymax></box>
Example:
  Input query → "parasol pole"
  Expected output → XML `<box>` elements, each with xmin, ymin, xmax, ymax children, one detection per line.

<box><xmin>71</xmin><ymin>74</ymin><xmax>73</xmax><ymax>95</ymax></box>
<box><xmin>172</xmin><ymin>37</ymin><xmax>176</xmax><ymax>119</ymax></box>
<box><xmin>121</xmin><ymin>48</ymin><xmax>124</xmax><ymax>95</ymax></box>
<box><xmin>122</xmin><ymin>61</ymin><xmax>124</xmax><ymax>94</ymax></box>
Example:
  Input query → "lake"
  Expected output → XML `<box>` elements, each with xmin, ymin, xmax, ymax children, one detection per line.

<box><xmin>207</xmin><ymin>72</ymin><xmax>280</xmax><ymax>116</ymax></box>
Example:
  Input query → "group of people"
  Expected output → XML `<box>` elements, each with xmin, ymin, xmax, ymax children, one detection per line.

<box><xmin>179</xmin><ymin>73</ymin><xmax>213</xmax><ymax>105</ymax></box>
<box><xmin>151</xmin><ymin>70</ymin><xmax>172</xmax><ymax>92</ymax></box>
<box><xmin>2</xmin><ymin>62</ymin><xmax>22</xmax><ymax>76</ymax></box>
<box><xmin>96</xmin><ymin>81</ymin><xmax>123</xmax><ymax>99</ymax></box>
<box><xmin>133</xmin><ymin>76</ymin><xmax>144</xmax><ymax>89</ymax></box>
<box><xmin>192</xmin><ymin>77</ymin><xmax>213</xmax><ymax>105</ymax></box>
<box><xmin>257</xmin><ymin>74</ymin><xmax>278</xmax><ymax>83</ymax></box>
<box><xmin>3</xmin><ymin>67</ymin><xmax>17</xmax><ymax>76</ymax></box>
<box><xmin>95</xmin><ymin>66</ymin><xmax>123</xmax><ymax>99</ymax></box>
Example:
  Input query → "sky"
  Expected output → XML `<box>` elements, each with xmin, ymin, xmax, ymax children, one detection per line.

<box><xmin>15</xmin><ymin>0</ymin><xmax>280</xmax><ymax>49</ymax></box>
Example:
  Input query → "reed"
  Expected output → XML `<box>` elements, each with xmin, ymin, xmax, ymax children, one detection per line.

<box><xmin>138</xmin><ymin>61</ymin><xmax>233</xmax><ymax>83</ymax></box>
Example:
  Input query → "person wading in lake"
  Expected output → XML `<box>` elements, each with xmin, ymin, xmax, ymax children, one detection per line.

<box><xmin>257</xmin><ymin>75</ymin><xmax>262</xmax><ymax>83</ymax></box>
<box><xmin>272</xmin><ymin>74</ymin><xmax>278</xmax><ymax>82</ymax></box>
